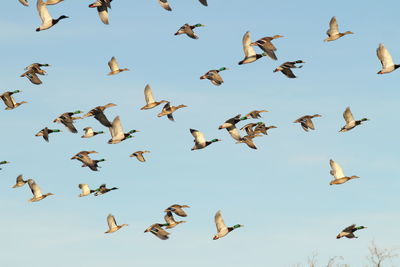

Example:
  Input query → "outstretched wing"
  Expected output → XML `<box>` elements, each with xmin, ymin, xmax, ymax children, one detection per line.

<box><xmin>377</xmin><ymin>43</ymin><xmax>394</xmax><ymax>69</ymax></box>
<box><xmin>215</xmin><ymin>210</ymin><xmax>227</xmax><ymax>232</ymax></box>
<box><xmin>343</xmin><ymin>107</ymin><xmax>355</xmax><ymax>124</ymax></box>
<box><xmin>330</xmin><ymin>159</ymin><xmax>345</xmax><ymax>179</ymax></box>
<box><xmin>107</xmin><ymin>214</ymin><xmax>117</xmax><ymax>229</ymax></box>
<box><xmin>242</xmin><ymin>31</ymin><xmax>256</xmax><ymax>57</ymax></box>
<box><xmin>327</xmin><ymin>16</ymin><xmax>339</xmax><ymax>36</ymax></box>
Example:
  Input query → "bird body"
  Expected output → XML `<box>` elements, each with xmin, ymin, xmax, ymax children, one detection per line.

<box><xmin>157</xmin><ymin>103</ymin><xmax>187</xmax><ymax>121</ymax></box>
<box><xmin>82</xmin><ymin>127</ymin><xmax>104</xmax><ymax>138</ymax></box>
<box><xmin>108</xmin><ymin>116</ymin><xmax>138</xmax><ymax>144</ymax></box>
<box><xmin>83</xmin><ymin>103</ymin><xmax>116</xmax><ymax>127</ymax></box>
<box><xmin>78</xmin><ymin>184</ymin><xmax>95</xmax><ymax>197</ymax></box>
<box><xmin>12</xmin><ymin>175</ymin><xmax>27</xmax><ymax>188</ymax></box>
<box><xmin>94</xmin><ymin>184</ymin><xmax>118</xmax><ymax>196</ymax></box>
<box><xmin>0</xmin><ymin>90</ymin><xmax>27</xmax><ymax>110</ymax></box>
<box><xmin>144</xmin><ymin>223</ymin><xmax>170</xmax><ymax>240</ymax></box>
<box><xmin>89</xmin><ymin>0</ymin><xmax>112</xmax><ymax>24</ymax></box>
<box><xmin>71</xmin><ymin>151</ymin><xmax>105</xmax><ymax>171</ymax></box>
<box><xmin>164</xmin><ymin>204</ymin><xmax>190</xmax><ymax>217</ymax></box>
<box><xmin>164</xmin><ymin>211</ymin><xmax>186</xmax><ymax>229</ymax></box>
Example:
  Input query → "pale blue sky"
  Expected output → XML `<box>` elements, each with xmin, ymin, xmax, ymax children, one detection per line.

<box><xmin>1</xmin><ymin>0</ymin><xmax>399</xmax><ymax>266</ymax></box>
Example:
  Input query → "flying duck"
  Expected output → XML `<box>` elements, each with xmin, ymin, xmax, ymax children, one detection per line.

<box><xmin>324</xmin><ymin>16</ymin><xmax>353</xmax><ymax>42</ymax></box>
<box><xmin>174</xmin><ymin>23</ymin><xmax>205</xmax><ymax>39</ymax></box>
<box><xmin>190</xmin><ymin>129</ymin><xmax>221</xmax><ymax>151</ymax></box>
<box><xmin>71</xmin><ymin>151</ymin><xmax>106</xmax><ymax>171</ymax></box>
<box><xmin>213</xmin><ymin>210</ymin><xmax>243</xmax><ymax>240</ymax></box>
<box><xmin>108</xmin><ymin>116</ymin><xmax>138</xmax><ymax>144</ymax></box>
<box><xmin>219</xmin><ymin>114</ymin><xmax>248</xmax><ymax>141</ymax></box>
<box><xmin>0</xmin><ymin>90</ymin><xmax>27</xmax><ymax>110</ymax></box>
<box><xmin>245</xmin><ymin>110</ymin><xmax>268</xmax><ymax>119</ymax></box>
<box><xmin>273</xmin><ymin>60</ymin><xmax>305</xmax><ymax>78</ymax></box>
<box><xmin>339</xmin><ymin>107</ymin><xmax>368</xmax><ymax>132</ymax></box>
<box><xmin>27</xmin><ymin>179</ymin><xmax>54</xmax><ymax>202</ymax></box>
<box><xmin>236</xmin><ymin>134</ymin><xmax>262</xmax><ymax>149</ymax></box>
<box><xmin>83</xmin><ymin>103</ymin><xmax>117</xmax><ymax>127</ymax></box>
<box><xmin>200</xmin><ymin>67</ymin><xmax>228</xmax><ymax>86</ymax></box>
<box><xmin>53</xmin><ymin>111</ymin><xmax>82</xmax><ymax>133</ymax></box>
<box><xmin>105</xmin><ymin>214</ymin><xmax>128</xmax><ymax>234</ymax></box>
<box><xmin>293</xmin><ymin>114</ymin><xmax>321</xmax><ymax>132</ymax></box>
<box><xmin>89</xmin><ymin>0</ymin><xmax>112</xmax><ymax>25</ymax></box>
<box><xmin>12</xmin><ymin>175</ymin><xmax>27</xmax><ymax>188</ymax></box>
<box><xmin>20</xmin><ymin>63</ymin><xmax>50</xmax><ymax>85</ymax></box>
<box><xmin>141</xmin><ymin>84</ymin><xmax>168</xmax><ymax>110</ymax></box>
<box><xmin>107</xmin><ymin>57</ymin><xmax>129</xmax><ymax>75</ymax></box>
<box><xmin>35</xmin><ymin>127</ymin><xmax>61</xmax><ymax>142</ymax></box>
<box><xmin>238</xmin><ymin>31</ymin><xmax>267</xmax><ymax>65</ymax></box>
<box><xmin>336</xmin><ymin>224</ymin><xmax>367</xmax><ymax>239</ymax></box>
<box><xmin>94</xmin><ymin>184</ymin><xmax>118</xmax><ymax>196</ymax></box>
<box><xmin>164</xmin><ymin>204</ymin><xmax>190</xmax><ymax>217</ymax></box>
<box><xmin>81</xmin><ymin>127</ymin><xmax>104</xmax><ymax>138</ymax></box>
<box><xmin>144</xmin><ymin>223</ymin><xmax>170</xmax><ymax>240</ymax></box>
<box><xmin>157</xmin><ymin>102</ymin><xmax>187</xmax><ymax>121</ymax></box>
<box><xmin>250</xmin><ymin>35</ymin><xmax>284</xmax><ymax>60</ymax></box>
<box><xmin>130</xmin><ymin>151</ymin><xmax>150</xmax><ymax>162</ymax></box>
<box><xmin>36</xmin><ymin>0</ymin><xmax>68</xmax><ymax>32</ymax></box>
<box><xmin>164</xmin><ymin>211</ymin><xmax>186</xmax><ymax>229</ymax></box>
<box><xmin>376</xmin><ymin>43</ymin><xmax>399</xmax><ymax>74</ymax></box>
<box><xmin>78</xmin><ymin>184</ymin><xmax>95</xmax><ymax>197</ymax></box>
<box><xmin>329</xmin><ymin>159</ymin><xmax>359</xmax><ymax>185</ymax></box>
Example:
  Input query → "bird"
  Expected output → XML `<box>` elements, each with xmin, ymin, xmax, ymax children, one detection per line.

<box><xmin>376</xmin><ymin>43</ymin><xmax>399</xmax><ymax>74</ymax></box>
<box><xmin>144</xmin><ymin>223</ymin><xmax>170</xmax><ymax>240</ymax></box>
<box><xmin>336</xmin><ymin>224</ymin><xmax>367</xmax><ymax>239</ymax></box>
<box><xmin>107</xmin><ymin>57</ymin><xmax>129</xmax><ymax>75</ymax></box>
<box><xmin>53</xmin><ymin>111</ymin><xmax>83</xmax><ymax>133</ymax></box>
<box><xmin>164</xmin><ymin>204</ymin><xmax>190</xmax><ymax>217</ymax></box>
<box><xmin>35</xmin><ymin>127</ymin><xmax>61</xmax><ymax>142</ymax></box>
<box><xmin>174</xmin><ymin>23</ymin><xmax>205</xmax><ymax>39</ymax></box>
<box><xmin>105</xmin><ymin>214</ymin><xmax>128</xmax><ymax>234</ymax></box>
<box><xmin>0</xmin><ymin>90</ymin><xmax>28</xmax><ymax>110</ymax></box>
<box><xmin>0</xmin><ymin>160</ymin><xmax>10</xmax><ymax>170</ymax></box>
<box><xmin>253</xmin><ymin>123</ymin><xmax>277</xmax><ymax>135</ymax></box>
<box><xmin>71</xmin><ymin>151</ymin><xmax>106</xmax><ymax>171</ymax></box>
<box><xmin>293</xmin><ymin>114</ymin><xmax>321</xmax><ymax>132</ymax></box>
<box><xmin>245</xmin><ymin>110</ymin><xmax>268</xmax><ymax>119</ymax></box>
<box><xmin>27</xmin><ymin>179</ymin><xmax>54</xmax><ymax>202</ymax></box>
<box><xmin>219</xmin><ymin>114</ymin><xmax>248</xmax><ymax>141</ymax></box>
<box><xmin>81</xmin><ymin>127</ymin><xmax>104</xmax><ymax>138</ymax></box>
<box><xmin>108</xmin><ymin>116</ymin><xmax>138</xmax><ymax>144</ymax></box>
<box><xmin>238</xmin><ymin>31</ymin><xmax>267</xmax><ymax>65</ymax></box>
<box><xmin>250</xmin><ymin>35</ymin><xmax>284</xmax><ymax>60</ymax></box>
<box><xmin>329</xmin><ymin>159</ymin><xmax>359</xmax><ymax>185</ymax></box>
<box><xmin>94</xmin><ymin>184</ymin><xmax>118</xmax><ymax>196</ymax></box>
<box><xmin>339</xmin><ymin>107</ymin><xmax>368</xmax><ymax>132</ymax></box>
<box><xmin>78</xmin><ymin>184</ymin><xmax>95</xmax><ymax>197</ymax></box>
<box><xmin>190</xmin><ymin>129</ymin><xmax>221</xmax><ymax>151</ymax></box>
<box><xmin>164</xmin><ymin>211</ymin><xmax>186</xmax><ymax>229</ymax></box>
<box><xmin>20</xmin><ymin>63</ymin><xmax>50</xmax><ymax>85</ymax></box>
<box><xmin>83</xmin><ymin>103</ymin><xmax>117</xmax><ymax>127</ymax></box>
<box><xmin>200</xmin><ymin>67</ymin><xmax>228</xmax><ymax>86</ymax></box>
<box><xmin>324</xmin><ymin>16</ymin><xmax>353</xmax><ymax>42</ymax></box>
<box><xmin>19</xmin><ymin>0</ymin><xmax>29</xmax><ymax>6</ymax></box>
<box><xmin>36</xmin><ymin>0</ymin><xmax>68</xmax><ymax>32</ymax></box>
<box><xmin>12</xmin><ymin>175</ymin><xmax>27</xmax><ymax>188</ymax></box>
<box><xmin>236</xmin><ymin>134</ymin><xmax>262</xmax><ymax>149</ymax></box>
<box><xmin>130</xmin><ymin>151</ymin><xmax>150</xmax><ymax>162</ymax></box>
<box><xmin>157</xmin><ymin>102</ymin><xmax>187</xmax><ymax>121</ymax></box>
<box><xmin>213</xmin><ymin>210</ymin><xmax>243</xmax><ymax>240</ymax></box>
<box><xmin>273</xmin><ymin>60</ymin><xmax>305</xmax><ymax>78</ymax></box>
<box><xmin>140</xmin><ymin>84</ymin><xmax>168</xmax><ymax>110</ymax></box>
<box><xmin>89</xmin><ymin>0</ymin><xmax>112</xmax><ymax>25</ymax></box>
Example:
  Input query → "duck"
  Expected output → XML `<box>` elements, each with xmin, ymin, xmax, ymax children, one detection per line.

<box><xmin>53</xmin><ymin>111</ymin><xmax>83</xmax><ymax>133</ymax></box>
<box><xmin>130</xmin><ymin>151</ymin><xmax>150</xmax><ymax>162</ymax></box>
<box><xmin>339</xmin><ymin>107</ymin><xmax>368</xmax><ymax>132</ymax></box>
<box><xmin>164</xmin><ymin>211</ymin><xmax>186</xmax><ymax>229</ymax></box>
<box><xmin>0</xmin><ymin>90</ymin><xmax>27</xmax><ymax>110</ymax></box>
<box><xmin>71</xmin><ymin>151</ymin><xmax>106</xmax><ymax>171</ymax></box>
<box><xmin>236</xmin><ymin>134</ymin><xmax>262</xmax><ymax>149</ymax></box>
<box><xmin>20</xmin><ymin>63</ymin><xmax>50</xmax><ymax>85</ymax></box>
<box><xmin>219</xmin><ymin>114</ymin><xmax>248</xmax><ymax>141</ymax></box>
<box><xmin>336</xmin><ymin>224</ymin><xmax>367</xmax><ymax>239</ymax></box>
<box><xmin>254</xmin><ymin>123</ymin><xmax>277</xmax><ymax>135</ymax></box>
<box><xmin>190</xmin><ymin>129</ymin><xmax>221</xmax><ymax>150</ymax></box>
<box><xmin>174</xmin><ymin>23</ymin><xmax>205</xmax><ymax>39</ymax></box>
<box><xmin>329</xmin><ymin>159</ymin><xmax>359</xmax><ymax>185</ymax></box>
<box><xmin>240</xmin><ymin>122</ymin><xmax>263</xmax><ymax>135</ymax></box>
<box><xmin>141</xmin><ymin>84</ymin><xmax>168</xmax><ymax>110</ymax></box>
<box><xmin>105</xmin><ymin>214</ymin><xmax>128</xmax><ymax>234</ymax></box>
<box><xmin>36</xmin><ymin>0</ymin><xmax>68</xmax><ymax>32</ymax></box>
<box><xmin>94</xmin><ymin>184</ymin><xmax>118</xmax><ymax>196</ymax></box>
<box><xmin>238</xmin><ymin>31</ymin><xmax>267</xmax><ymax>65</ymax></box>
<box><xmin>78</xmin><ymin>184</ymin><xmax>95</xmax><ymax>197</ymax></box>
<box><xmin>144</xmin><ymin>223</ymin><xmax>170</xmax><ymax>240</ymax></box>
<box><xmin>164</xmin><ymin>204</ymin><xmax>190</xmax><ymax>217</ymax></box>
<box><xmin>108</xmin><ymin>116</ymin><xmax>138</xmax><ymax>144</ymax></box>
<box><xmin>89</xmin><ymin>0</ymin><xmax>112</xmax><ymax>25</ymax></box>
<box><xmin>200</xmin><ymin>67</ymin><xmax>228</xmax><ymax>86</ymax></box>
<box><xmin>273</xmin><ymin>60</ymin><xmax>305</xmax><ymax>78</ymax></box>
<box><xmin>12</xmin><ymin>175</ymin><xmax>27</xmax><ymax>188</ymax></box>
<box><xmin>35</xmin><ymin>127</ymin><xmax>61</xmax><ymax>142</ymax></box>
<box><xmin>107</xmin><ymin>57</ymin><xmax>129</xmax><ymax>75</ymax></box>
<box><xmin>324</xmin><ymin>16</ymin><xmax>353</xmax><ymax>42</ymax></box>
<box><xmin>293</xmin><ymin>114</ymin><xmax>321</xmax><ymax>132</ymax></box>
<box><xmin>213</xmin><ymin>210</ymin><xmax>243</xmax><ymax>240</ymax></box>
<box><xmin>0</xmin><ymin>160</ymin><xmax>10</xmax><ymax>170</ymax></box>
<box><xmin>83</xmin><ymin>103</ymin><xmax>117</xmax><ymax>127</ymax></box>
<box><xmin>376</xmin><ymin>43</ymin><xmax>399</xmax><ymax>74</ymax></box>
<box><xmin>81</xmin><ymin>127</ymin><xmax>104</xmax><ymax>138</ymax></box>
<box><xmin>245</xmin><ymin>110</ymin><xmax>268</xmax><ymax>119</ymax></box>
<box><xmin>250</xmin><ymin>35</ymin><xmax>284</xmax><ymax>60</ymax></box>
<box><xmin>27</xmin><ymin>179</ymin><xmax>54</xmax><ymax>202</ymax></box>
<box><xmin>157</xmin><ymin>102</ymin><xmax>187</xmax><ymax>122</ymax></box>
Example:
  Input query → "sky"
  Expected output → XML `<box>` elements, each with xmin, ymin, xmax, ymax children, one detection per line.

<box><xmin>1</xmin><ymin>0</ymin><xmax>399</xmax><ymax>266</ymax></box>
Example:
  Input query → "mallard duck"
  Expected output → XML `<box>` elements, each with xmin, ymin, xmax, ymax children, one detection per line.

<box><xmin>0</xmin><ymin>160</ymin><xmax>10</xmax><ymax>170</ymax></box>
<box><xmin>339</xmin><ymin>107</ymin><xmax>368</xmax><ymax>132</ymax></box>
<box><xmin>250</xmin><ymin>35</ymin><xmax>283</xmax><ymax>60</ymax></box>
<box><xmin>53</xmin><ymin>111</ymin><xmax>82</xmax><ymax>133</ymax></box>
<box><xmin>254</xmin><ymin>123</ymin><xmax>276</xmax><ymax>135</ymax></box>
<box><xmin>27</xmin><ymin>179</ymin><xmax>54</xmax><ymax>202</ymax></box>
<box><xmin>20</xmin><ymin>63</ymin><xmax>50</xmax><ymax>85</ymax></box>
<box><xmin>130</xmin><ymin>151</ymin><xmax>150</xmax><ymax>162</ymax></box>
<box><xmin>36</xmin><ymin>0</ymin><xmax>68</xmax><ymax>31</ymax></box>
<box><xmin>35</xmin><ymin>127</ymin><xmax>61</xmax><ymax>142</ymax></box>
<box><xmin>78</xmin><ymin>184</ymin><xmax>95</xmax><ymax>197</ymax></box>
<box><xmin>0</xmin><ymin>90</ymin><xmax>27</xmax><ymax>110</ymax></box>
<box><xmin>94</xmin><ymin>184</ymin><xmax>118</xmax><ymax>196</ymax></box>
<box><xmin>190</xmin><ymin>129</ymin><xmax>221</xmax><ymax>150</ymax></box>
<box><xmin>240</xmin><ymin>122</ymin><xmax>262</xmax><ymax>135</ymax></box>
<box><xmin>236</xmin><ymin>134</ymin><xmax>262</xmax><ymax>149</ymax></box>
<box><xmin>238</xmin><ymin>31</ymin><xmax>267</xmax><ymax>65</ymax></box>
<box><xmin>19</xmin><ymin>0</ymin><xmax>29</xmax><ymax>6</ymax></box>
<box><xmin>324</xmin><ymin>17</ymin><xmax>353</xmax><ymax>42</ymax></box>
<box><xmin>213</xmin><ymin>210</ymin><xmax>243</xmax><ymax>240</ymax></box>
<box><xmin>174</xmin><ymin>23</ymin><xmax>205</xmax><ymax>39</ymax></box>
<box><xmin>336</xmin><ymin>224</ymin><xmax>367</xmax><ymax>239</ymax></box>
<box><xmin>108</xmin><ymin>116</ymin><xmax>138</xmax><ymax>144</ymax></box>
<box><xmin>164</xmin><ymin>211</ymin><xmax>186</xmax><ymax>229</ymax></box>
<box><xmin>245</xmin><ymin>110</ymin><xmax>268</xmax><ymax>119</ymax></box>
<box><xmin>329</xmin><ymin>159</ymin><xmax>359</xmax><ymax>185</ymax></box>
<box><xmin>83</xmin><ymin>103</ymin><xmax>116</xmax><ymax>127</ymax></box>
<box><xmin>164</xmin><ymin>204</ymin><xmax>190</xmax><ymax>217</ymax></box>
<box><xmin>71</xmin><ymin>151</ymin><xmax>106</xmax><ymax>171</ymax></box>
<box><xmin>89</xmin><ymin>0</ymin><xmax>112</xmax><ymax>25</ymax></box>
<box><xmin>105</xmin><ymin>214</ymin><xmax>128</xmax><ymax>234</ymax></box>
<box><xmin>157</xmin><ymin>102</ymin><xmax>187</xmax><ymax>122</ymax></box>
<box><xmin>141</xmin><ymin>84</ymin><xmax>168</xmax><ymax>110</ymax></box>
<box><xmin>144</xmin><ymin>223</ymin><xmax>170</xmax><ymax>240</ymax></box>
<box><xmin>81</xmin><ymin>127</ymin><xmax>104</xmax><ymax>138</ymax></box>
<box><xmin>273</xmin><ymin>60</ymin><xmax>305</xmax><ymax>78</ymax></box>
<box><xmin>200</xmin><ymin>67</ymin><xmax>228</xmax><ymax>86</ymax></box>
<box><xmin>219</xmin><ymin>114</ymin><xmax>248</xmax><ymax>141</ymax></box>
<box><xmin>107</xmin><ymin>57</ymin><xmax>129</xmax><ymax>75</ymax></box>
<box><xmin>12</xmin><ymin>175</ymin><xmax>27</xmax><ymax>188</ymax></box>
<box><xmin>293</xmin><ymin>114</ymin><xmax>321</xmax><ymax>132</ymax></box>
<box><xmin>376</xmin><ymin>43</ymin><xmax>399</xmax><ymax>74</ymax></box>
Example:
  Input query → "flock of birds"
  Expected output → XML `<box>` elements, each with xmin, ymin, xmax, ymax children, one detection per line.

<box><xmin>2</xmin><ymin>0</ymin><xmax>398</xmax><ymax>243</ymax></box>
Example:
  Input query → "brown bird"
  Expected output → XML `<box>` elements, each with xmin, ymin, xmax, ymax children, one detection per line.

<box><xmin>329</xmin><ymin>159</ymin><xmax>359</xmax><ymax>185</ymax></box>
<box><xmin>164</xmin><ymin>204</ymin><xmax>190</xmax><ymax>217</ymax></box>
<box><xmin>236</xmin><ymin>134</ymin><xmax>262</xmax><ymax>149</ymax></box>
<box><xmin>141</xmin><ymin>84</ymin><xmax>168</xmax><ymax>110</ymax></box>
<box><xmin>200</xmin><ymin>67</ymin><xmax>228</xmax><ymax>86</ymax></box>
<box><xmin>157</xmin><ymin>102</ymin><xmax>187</xmax><ymax>122</ymax></box>
<box><xmin>35</xmin><ymin>127</ymin><xmax>61</xmax><ymax>142</ymax></box>
<box><xmin>83</xmin><ymin>103</ymin><xmax>117</xmax><ymax>127</ymax></box>
<box><xmin>250</xmin><ymin>35</ymin><xmax>284</xmax><ymax>60</ymax></box>
<box><xmin>0</xmin><ymin>90</ymin><xmax>27</xmax><ymax>110</ymax></box>
<box><xmin>12</xmin><ymin>175</ymin><xmax>28</xmax><ymax>188</ymax></box>
<box><xmin>293</xmin><ymin>114</ymin><xmax>322</xmax><ymax>132</ymax></box>
<box><xmin>27</xmin><ymin>179</ymin><xmax>54</xmax><ymax>202</ymax></box>
<box><xmin>324</xmin><ymin>16</ymin><xmax>353</xmax><ymax>42</ymax></box>
<box><xmin>71</xmin><ymin>151</ymin><xmax>106</xmax><ymax>171</ymax></box>
<box><xmin>245</xmin><ymin>110</ymin><xmax>268</xmax><ymax>119</ymax></box>
<box><xmin>130</xmin><ymin>151</ymin><xmax>150</xmax><ymax>162</ymax></box>
<box><xmin>164</xmin><ymin>211</ymin><xmax>186</xmax><ymax>229</ymax></box>
<box><xmin>53</xmin><ymin>111</ymin><xmax>82</xmax><ymax>133</ymax></box>
<box><xmin>273</xmin><ymin>60</ymin><xmax>305</xmax><ymax>78</ymax></box>
<box><xmin>253</xmin><ymin>123</ymin><xmax>277</xmax><ymax>135</ymax></box>
<box><xmin>144</xmin><ymin>223</ymin><xmax>170</xmax><ymax>240</ymax></box>
<box><xmin>174</xmin><ymin>23</ymin><xmax>205</xmax><ymax>39</ymax></box>
<box><xmin>107</xmin><ymin>57</ymin><xmax>129</xmax><ymax>75</ymax></box>
<box><xmin>20</xmin><ymin>63</ymin><xmax>50</xmax><ymax>85</ymax></box>
<box><xmin>105</xmin><ymin>214</ymin><xmax>128</xmax><ymax>234</ymax></box>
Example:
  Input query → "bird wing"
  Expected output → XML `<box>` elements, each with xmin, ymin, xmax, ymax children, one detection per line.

<box><xmin>377</xmin><ymin>43</ymin><xmax>394</xmax><ymax>69</ymax></box>
<box><xmin>304</xmin><ymin>118</ymin><xmax>315</xmax><ymax>130</ymax></box>
<box><xmin>209</xmin><ymin>72</ymin><xmax>224</xmax><ymax>85</ymax></box>
<box><xmin>26</xmin><ymin>72</ymin><xmax>42</xmax><ymax>85</ymax></box>
<box><xmin>164</xmin><ymin>211</ymin><xmax>176</xmax><ymax>225</ymax></box>
<box><xmin>157</xmin><ymin>0</ymin><xmax>171</xmax><ymax>11</ymax></box>
<box><xmin>107</xmin><ymin>214</ymin><xmax>118</xmax><ymax>229</ymax></box>
<box><xmin>242</xmin><ymin>31</ymin><xmax>256</xmax><ymax>57</ymax></box>
<box><xmin>19</xmin><ymin>0</ymin><xmax>29</xmax><ymax>6</ymax></box>
<box><xmin>281</xmin><ymin>68</ymin><xmax>296</xmax><ymax>78</ymax></box>
<box><xmin>327</xmin><ymin>16</ymin><xmax>339</xmax><ymax>36</ymax></box>
<box><xmin>151</xmin><ymin>225</ymin><xmax>170</xmax><ymax>240</ymax></box>
<box><xmin>257</xmin><ymin>38</ymin><xmax>277</xmax><ymax>60</ymax></box>
<box><xmin>109</xmin><ymin>116</ymin><xmax>125</xmax><ymax>141</ymax></box>
<box><xmin>198</xmin><ymin>0</ymin><xmax>208</xmax><ymax>6</ymax></box>
<box><xmin>330</xmin><ymin>159</ymin><xmax>345</xmax><ymax>179</ymax></box>
<box><xmin>108</xmin><ymin>57</ymin><xmax>119</xmax><ymax>72</ymax></box>
<box><xmin>28</xmin><ymin>179</ymin><xmax>43</xmax><ymax>198</ymax></box>
<box><xmin>343</xmin><ymin>107</ymin><xmax>355</xmax><ymax>124</ymax></box>
<box><xmin>227</xmin><ymin>126</ymin><xmax>241</xmax><ymax>141</ymax></box>
<box><xmin>215</xmin><ymin>210</ymin><xmax>227</xmax><ymax>232</ymax></box>
<box><xmin>190</xmin><ymin>129</ymin><xmax>206</xmax><ymax>146</ymax></box>
<box><xmin>42</xmin><ymin>128</ymin><xmax>49</xmax><ymax>142</ymax></box>
<box><xmin>37</xmin><ymin>0</ymin><xmax>53</xmax><ymax>25</ymax></box>
<box><xmin>144</xmin><ymin>84</ymin><xmax>155</xmax><ymax>104</ymax></box>
<box><xmin>60</xmin><ymin>114</ymin><xmax>78</xmax><ymax>133</ymax></box>
<box><xmin>16</xmin><ymin>175</ymin><xmax>25</xmax><ymax>184</ymax></box>
<box><xmin>79</xmin><ymin>184</ymin><xmax>90</xmax><ymax>195</ymax></box>
<box><xmin>84</xmin><ymin>127</ymin><xmax>94</xmax><ymax>135</ymax></box>
<box><xmin>94</xmin><ymin>111</ymin><xmax>112</xmax><ymax>127</ymax></box>
<box><xmin>342</xmin><ymin>224</ymin><xmax>356</xmax><ymax>232</ymax></box>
